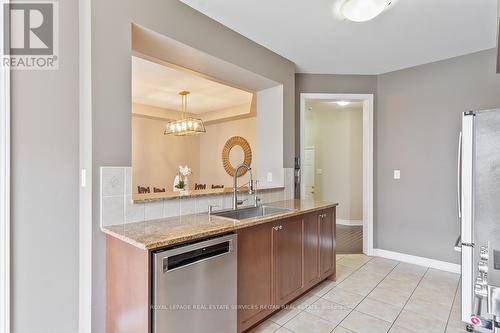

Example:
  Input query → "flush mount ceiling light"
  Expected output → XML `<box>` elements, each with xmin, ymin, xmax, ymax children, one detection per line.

<box><xmin>164</xmin><ymin>91</ymin><xmax>206</xmax><ymax>136</ymax></box>
<box><xmin>336</xmin><ymin>101</ymin><xmax>351</xmax><ymax>106</ymax></box>
<box><xmin>341</xmin><ymin>0</ymin><xmax>391</xmax><ymax>22</ymax></box>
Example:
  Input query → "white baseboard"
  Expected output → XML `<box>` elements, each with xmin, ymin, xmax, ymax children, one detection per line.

<box><xmin>372</xmin><ymin>248</ymin><xmax>461</xmax><ymax>274</ymax></box>
<box><xmin>337</xmin><ymin>219</ymin><xmax>363</xmax><ymax>226</ymax></box>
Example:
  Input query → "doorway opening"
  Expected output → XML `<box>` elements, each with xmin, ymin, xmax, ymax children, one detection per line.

<box><xmin>300</xmin><ymin>93</ymin><xmax>373</xmax><ymax>255</ymax></box>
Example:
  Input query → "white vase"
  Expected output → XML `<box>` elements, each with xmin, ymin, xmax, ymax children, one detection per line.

<box><xmin>184</xmin><ymin>176</ymin><xmax>189</xmax><ymax>190</ymax></box>
<box><xmin>173</xmin><ymin>175</ymin><xmax>181</xmax><ymax>192</ymax></box>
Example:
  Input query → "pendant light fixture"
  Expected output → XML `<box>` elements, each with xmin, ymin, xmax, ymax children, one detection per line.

<box><xmin>341</xmin><ymin>0</ymin><xmax>391</xmax><ymax>22</ymax></box>
<box><xmin>164</xmin><ymin>91</ymin><xmax>206</xmax><ymax>136</ymax></box>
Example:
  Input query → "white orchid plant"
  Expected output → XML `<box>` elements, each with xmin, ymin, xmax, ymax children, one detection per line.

<box><xmin>179</xmin><ymin>165</ymin><xmax>192</xmax><ymax>176</ymax></box>
<box><xmin>175</xmin><ymin>165</ymin><xmax>192</xmax><ymax>190</ymax></box>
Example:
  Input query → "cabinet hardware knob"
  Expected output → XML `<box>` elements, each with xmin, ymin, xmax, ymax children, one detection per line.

<box><xmin>279</xmin><ymin>225</ymin><xmax>283</xmax><ymax>230</ymax></box>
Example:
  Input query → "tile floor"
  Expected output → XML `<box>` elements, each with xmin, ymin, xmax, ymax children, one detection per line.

<box><xmin>249</xmin><ymin>254</ymin><xmax>466</xmax><ymax>333</ymax></box>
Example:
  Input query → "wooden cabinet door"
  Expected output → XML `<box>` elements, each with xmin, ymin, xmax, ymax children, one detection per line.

<box><xmin>237</xmin><ymin>223</ymin><xmax>274</xmax><ymax>332</ymax></box>
<box><xmin>274</xmin><ymin>218</ymin><xmax>304</xmax><ymax>306</ymax></box>
<box><xmin>320</xmin><ymin>208</ymin><xmax>336</xmax><ymax>278</ymax></box>
<box><xmin>303</xmin><ymin>213</ymin><xmax>320</xmax><ymax>289</ymax></box>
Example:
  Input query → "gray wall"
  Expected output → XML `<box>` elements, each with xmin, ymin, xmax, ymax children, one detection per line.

<box><xmin>296</xmin><ymin>49</ymin><xmax>500</xmax><ymax>264</ymax></box>
<box><xmin>10</xmin><ymin>0</ymin><xmax>80</xmax><ymax>332</ymax></box>
<box><xmin>376</xmin><ymin>49</ymin><xmax>500</xmax><ymax>263</ymax></box>
<box><xmin>90</xmin><ymin>0</ymin><xmax>295</xmax><ymax>331</ymax></box>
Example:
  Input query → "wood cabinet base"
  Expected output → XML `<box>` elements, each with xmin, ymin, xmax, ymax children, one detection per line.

<box><xmin>106</xmin><ymin>206</ymin><xmax>336</xmax><ymax>333</ymax></box>
<box><xmin>237</xmin><ymin>207</ymin><xmax>336</xmax><ymax>333</ymax></box>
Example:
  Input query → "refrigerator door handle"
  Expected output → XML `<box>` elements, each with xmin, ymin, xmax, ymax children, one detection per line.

<box><xmin>457</xmin><ymin>131</ymin><xmax>462</xmax><ymax>220</ymax></box>
<box><xmin>454</xmin><ymin>236</ymin><xmax>462</xmax><ymax>252</ymax></box>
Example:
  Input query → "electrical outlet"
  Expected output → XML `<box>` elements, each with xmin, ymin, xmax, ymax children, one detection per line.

<box><xmin>393</xmin><ymin>170</ymin><xmax>401</xmax><ymax>180</ymax></box>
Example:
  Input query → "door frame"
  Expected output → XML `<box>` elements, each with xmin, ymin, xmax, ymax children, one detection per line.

<box><xmin>300</xmin><ymin>93</ymin><xmax>374</xmax><ymax>256</ymax></box>
<box><xmin>302</xmin><ymin>146</ymin><xmax>315</xmax><ymax>200</ymax></box>
<box><xmin>0</xmin><ymin>4</ymin><xmax>11</xmax><ymax>331</ymax></box>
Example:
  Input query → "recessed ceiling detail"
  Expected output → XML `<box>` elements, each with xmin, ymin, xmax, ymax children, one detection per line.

<box><xmin>132</xmin><ymin>56</ymin><xmax>253</xmax><ymax>113</ymax></box>
<box><xmin>180</xmin><ymin>0</ymin><xmax>497</xmax><ymax>74</ymax></box>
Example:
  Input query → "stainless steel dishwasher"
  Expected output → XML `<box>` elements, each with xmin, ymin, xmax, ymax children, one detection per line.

<box><xmin>152</xmin><ymin>234</ymin><xmax>237</xmax><ymax>333</ymax></box>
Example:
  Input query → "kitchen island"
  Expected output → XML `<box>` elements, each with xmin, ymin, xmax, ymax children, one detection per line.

<box><xmin>103</xmin><ymin>199</ymin><xmax>338</xmax><ymax>333</ymax></box>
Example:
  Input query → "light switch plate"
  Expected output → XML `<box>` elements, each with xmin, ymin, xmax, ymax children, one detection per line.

<box><xmin>393</xmin><ymin>170</ymin><xmax>401</xmax><ymax>180</ymax></box>
<box><xmin>267</xmin><ymin>172</ymin><xmax>273</xmax><ymax>182</ymax></box>
<box><xmin>316</xmin><ymin>169</ymin><xmax>323</xmax><ymax>175</ymax></box>
<box><xmin>81</xmin><ymin>169</ymin><xmax>87</xmax><ymax>187</ymax></box>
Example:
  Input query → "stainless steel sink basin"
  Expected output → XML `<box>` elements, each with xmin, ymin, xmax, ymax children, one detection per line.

<box><xmin>211</xmin><ymin>205</ymin><xmax>293</xmax><ymax>221</ymax></box>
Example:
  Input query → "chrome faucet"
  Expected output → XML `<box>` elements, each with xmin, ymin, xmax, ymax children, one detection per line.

<box><xmin>233</xmin><ymin>164</ymin><xmax>254</xmax><ymax>210</ymax></box>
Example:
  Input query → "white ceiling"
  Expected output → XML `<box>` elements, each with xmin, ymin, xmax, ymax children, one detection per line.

<box><xmin>180</xmin><ymin>0</ymin><xmax>498</xmax><ymax>74</ymax></box>
<box><xmin>132</xmin><ymin>56</ymin><xmax>253</xmax><ymax>113</ymax></box>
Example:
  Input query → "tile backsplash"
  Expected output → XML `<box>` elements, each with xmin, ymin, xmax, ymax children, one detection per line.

<box><xmin>100</xmin><ymin>167</ymin><xmax>295</xmax><ymax>228</ymax></box>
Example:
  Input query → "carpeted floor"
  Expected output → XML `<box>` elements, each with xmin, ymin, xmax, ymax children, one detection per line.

<box><xmin>336</xmin><ymin>225</ymin><xmax>363</xmax><ymax>254</ymax></box>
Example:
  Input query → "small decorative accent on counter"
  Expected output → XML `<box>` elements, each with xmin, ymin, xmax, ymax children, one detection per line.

<box><xmin>137</xmin><ymin>186</ymin><xmax>150</xmax><ymax>194</ymax></box>
<box><xmin>173</xmin><ymin>165</ymin><xmax>191</xmax><ymax>191</ymax></box>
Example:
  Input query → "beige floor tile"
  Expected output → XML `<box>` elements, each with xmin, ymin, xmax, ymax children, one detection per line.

<box><xmin>336</xmin><ymin>264</ymin><xmax>357</xmax><ymax>282</ymax></box>
<box><xmin>355</xmin><ymin>297</ymin><xmax>402</xmax><ymax>323</ymax></box>
<box><xmin>445</xmin><ymin>325</ymin><xmax>468</xmax><ymax>333</ymax></box>
<box><xmin>339</xmin><ymin>255</ymin><xmax>372</xmax><ymax>269</ymax></box>
<box><xmin>349</xmin><ymin>270</ymin><xmax>386</xmax><ymax>284</ymax></box>
<box><xmin>340</xmin><ymin>310</ymin><xmax>391</xmax><ymax>333</ymax></box>
<box><xmin>336</xmin><ymin>276</ymin><xmax>379</xmax><ymax>296</ymax></box>
<box><xmin>333</xmin><ymin>327</ymin><xmax>355</xmax><ymax>333</ymax></box>
<box><xmin>446</xmin><ymin>318</ymin><xmax>467</xmax><ymax>331</ymax></box>
<box><xmin>377</xmin><ymin>277</ymin><xmax>418</xmax><ymax>297</ymax></box>
<box><xmin>425</xmin><ymin>269</ymin><xmax>460</xmax><ymax>282</ymax></box>
<box><xmin>388</xmin><ymin>325</ymin><xmax>415</xmax><ymax>333</ymax></box>
<box><xmin>411</xmin><ymin>285</ymin><xmax>455</xmax><ymax>306</ymax></box>
<box><xmin>388</xmin><ymin>270</ymin><xmax>424</xmax><ymax>283</ymax></box>
<box><xmin>393</xmin><ymin>310</ymin><xmax>447</xmax><ymax>333</ymax></box>
<box><xmin>269</xmin><ymin>306</ymin><xmax>302</xmax><ymax>325</ymax></box>
<box><xmin>305</xmin><ymin>298</ymin><xmax>352</xmax><ymax>325</ymax></box>
<box><xmin>404</xmin><ymin>296</ymin><xmax>452</xmax><ymax>321</ymax></box>
<box><xmin>417</xmin><ymin>281</ymin><xmax>458</xmax><ymax>298</ymax></box>
<box><xmin>368</xmin><ymin>286</ymin><xmax>410</xmax><ymax>308</ymax></box>
<box><xmin>274</xmin><ymin>328</ymin><xmax>294</xmax><ymax>333</ymax></box>
<box><xmin>248</xmin><ymin>320</ymin><xmax>281</xmax><ymax>333</ymax></box>
<box><xmin>293</xmin><ymin>292</ymin><xmax>320</xmax><ymax>308</ymax></box>
<box><xmin>357</xmin><ymin>262</ymin><xmax>395</xmax><ymax>277</ymax></box>
<box><xmin>323</xmin><ymin>288</ymin><xmax>365</xmax><ymax>308</ymax></box>
<box><xmin>369</xmin><ymin>257</ymin><xmax>399</xmax><ymax>268</ymax></box>
<box><xmin>393</xmin><ymin>263</ymin><xmax>427</xmax><ymax>275</ymax></box>
<box><xmin>284</xmin><ymin>311</ymin><xmax>336</xmax><ymax>333</ymax></box>
<box><xmin>309</xmin><ymin>280</ymin><xmax>337</xmax><ymax>297</ymax></box>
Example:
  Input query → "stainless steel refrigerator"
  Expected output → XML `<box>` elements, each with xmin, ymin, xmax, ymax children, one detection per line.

<box><xmin>459</xmin><ymin>108</ymin><xmax>500</xmax><ymax>332</ymax></box>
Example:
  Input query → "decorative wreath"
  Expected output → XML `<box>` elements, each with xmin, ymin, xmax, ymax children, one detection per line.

<box><xmin>222</xmin><ymin>136</ymin><xmax>252</xmax><ymax>177</ymax></box>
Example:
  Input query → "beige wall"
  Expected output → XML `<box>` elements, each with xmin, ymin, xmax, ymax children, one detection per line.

<box><xmin>132</xmin><ymin>115</ymin><xmax>201</xmax><ymax>191</ymax></box>
<box><xmin>200</xmin><ymin>117</ymin><xmax>256</xmax><ymax>187</ymax></box>
<box><xmin>132</xmin><ymin>102</ymin><xmax>256</xmax><ymax>192</ymax></box>
<box><xmin>305</xmin><ymin>103</ymin><xmax>363</xmax><ymax>221</ymax></box>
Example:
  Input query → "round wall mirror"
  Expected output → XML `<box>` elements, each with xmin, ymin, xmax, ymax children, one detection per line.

<box><xmin>222</xmin><ymin>136</ymin><xmax>252</xmax><ymax>177</ymax></box>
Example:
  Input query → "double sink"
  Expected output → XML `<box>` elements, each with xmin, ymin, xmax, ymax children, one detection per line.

<box><xmin>211</xmin><ymin>205</ymin><xmax>293</xmax><ymax>221</ymax></box>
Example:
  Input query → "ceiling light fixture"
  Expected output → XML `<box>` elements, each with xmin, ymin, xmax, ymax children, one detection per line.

<box><xmin>336</xmin><ymin>101</ymin><xmax>351</xmax><ymax>106</ymax></box>
<box><xmin>341</xmin><ymin>0</ymin><xmax>391</xmax><ymax>22</ymax></box>
<box><xmin>164</xmin><ymin>91</ymin><xmax>206</xmax><ymax>136</ymax></box>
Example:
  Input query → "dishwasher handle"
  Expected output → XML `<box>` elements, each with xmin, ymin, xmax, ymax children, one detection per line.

<box><xmin>163</xmin><ymin>239</ymin><xmax>233</xmax><ymax>272</ymax></box>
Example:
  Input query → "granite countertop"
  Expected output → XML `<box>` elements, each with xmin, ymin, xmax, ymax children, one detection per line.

<box><xmin>102</xmin><ymin>199</ymin><xmax>338</xmax><ymax>250</ymax></box>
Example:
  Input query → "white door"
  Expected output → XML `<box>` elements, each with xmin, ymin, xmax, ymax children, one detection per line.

<box><xmin>303</xmin><ymin>147</ymin><xmax>315</xmax><ymax>200</ymax></box>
